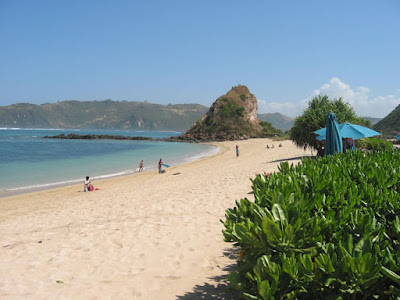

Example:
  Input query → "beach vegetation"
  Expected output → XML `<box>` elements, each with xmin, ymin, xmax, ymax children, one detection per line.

<box><xmin>290</xmin><ymin>96</ymin><xmax>369</xmax><ymax>155</ymax></box>
<box><xmin>218</xmin><ymin>102</ymin><xmax>245</xmax><ymax>119</ymax></box>
<box><xmin>260</xmin><ymin>121</ymin><xmax>282</xmax><ymax>136</ymax></box>
<box><xmin>222</xmin><ymin>150</ymin><xmax>400</xmax><ymax>299</ymax></box>
<box><xmin>356</xmin><ymin>137</ymin><xmax>393</xmax><ymax>152</ymax></box>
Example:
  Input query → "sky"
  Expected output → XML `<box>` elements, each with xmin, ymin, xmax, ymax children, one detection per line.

<box><xmin>0</xmin><ymin>0</ymin><xmax>399</xmax><ymax>118</ymax></box>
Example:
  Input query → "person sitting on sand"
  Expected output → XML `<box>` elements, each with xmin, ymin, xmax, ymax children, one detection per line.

<box><xmin>139</xmin><ymin>160</ymin><xmax>144</xmax><ymax>172</ymax></box>
<box><xmin>84</xmin><ymin>176</ymin><xmax>92</xmax><ymax>192</ymax></box>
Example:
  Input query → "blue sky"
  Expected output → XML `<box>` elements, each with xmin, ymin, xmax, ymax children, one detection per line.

<box><xmin>0</xmin><ymin>0</ymin><xmax>399</xmax><ymax>118</ymax></box>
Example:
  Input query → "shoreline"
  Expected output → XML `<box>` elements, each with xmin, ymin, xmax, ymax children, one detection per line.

<box><xmin>0</xmin><ymin>142</ymin><xmax>219</xmax><ymax>200</ymax></box>
<box><xmin>0</xmin><ymin>138</ymin><xmax>313</xmax><ymax>299</ymax></box>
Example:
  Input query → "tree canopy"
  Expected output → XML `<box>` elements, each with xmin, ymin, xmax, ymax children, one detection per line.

<box><xmin>290</xmin><ymin>95</ymin><xmax>369</xmax><ymax>154</ymax></box>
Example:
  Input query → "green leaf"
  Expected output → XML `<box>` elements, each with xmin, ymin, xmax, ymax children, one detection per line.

<box><xmin>325</xmin><ymin>277</ymin><xmax>336</xmax><ymax>287</ymax></box>
<box><xmin>258</xmin><ymin>280</ymin><xmax>271</xmax><ymax>299</ymax></box>
<box><xmin>346</xmin><ymin>235</ymin><xmax>353</xmax><ymax>254</ymax></box>
<box><xmin>354</xmin><ymin>236</ymin><xmax>371</xmax><ymax>256</ymax></box>
<box><xmin>243</xmin><ymin>293</ymin><xmax>261</xmax><ymax>300</ymax></box>
<box><xmin>233</xmin><ymin>223</ymin><xmax>261</xmax><ymax>247</ymax></box>
<box><xmin>394</xmin><ymin>216</ymin><xmax>400</xmax><ymax>234</ymax></box>
<box><xmin>262</xmin><ymin>217</ymin><xmax>282</xmax><ymax>243</ymax></box>
<box><xmin>381</xmin><ymin>266</ymin><xmax>400</xmax><ymax>285</ymax></box>
<box><xmin>228</xmin><ymin>271</ymin><xmax>245</xmax><ymax>291</ymax></box>
<box><xmin>304</xmin><ymin>254</ymin><xmax>314</xmax><ymax>273</ymax></box>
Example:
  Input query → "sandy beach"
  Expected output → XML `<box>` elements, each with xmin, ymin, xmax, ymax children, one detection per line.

<box><xmin>0</xmin><ymin>138</ymin><xmax>313</xmax><ymax>299</ymax></box>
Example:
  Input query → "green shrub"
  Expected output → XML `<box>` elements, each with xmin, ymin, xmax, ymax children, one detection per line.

<box><xmin>356</xmin><ymin>138</ymin><xmax>393</xmax><ymax>152</ymax></box>
<box><xmin>259</xmin><ymin>121</ymin><xmax>282</xmax><ymax>136</ymax></box>
<box><xmin>218</xmin><ymin>102</ymin><xmax>245</xmax><ymax>119</ymax></box>
<box><xmin>222</xmin><ymin>150</ymin><xmax>400</xmax><ymax>299</ymax></box>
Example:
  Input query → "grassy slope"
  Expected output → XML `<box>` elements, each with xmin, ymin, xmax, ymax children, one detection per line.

<box><xmin>0</xmin><ymin>100</ymin><xmax>208</xmax><ymax>131</ymax></box>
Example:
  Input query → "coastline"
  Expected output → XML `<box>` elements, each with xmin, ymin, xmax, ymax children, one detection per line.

<box><xmin>0</xmin><ymin>138</ymin><xmax>313</xmax><ymax>299</ymax></box>
<box><xmin>0</xmin><ymin>141</ymin><xmax>219</xmax><ymax>199</ymax></box>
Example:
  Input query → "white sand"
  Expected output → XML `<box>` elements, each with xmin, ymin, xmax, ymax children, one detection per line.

<box><xmin>0</xmin><ymin>138</ymin><xmax>313</xmax><ymax>299</ymax></box>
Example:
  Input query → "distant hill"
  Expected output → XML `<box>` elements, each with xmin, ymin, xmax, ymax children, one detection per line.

<box><xmin>373</xmin><ymin>104</ymin><xmax>400</xmax><ymax>137</ymax></box>
<box><xmin>257</xmin><ymin>112</ymin><xmax>294</xmax><ymax>132</ymax></box>
<box><xmin>363</xmin><ymin>116</ymin><xmax>382</xmax><ymax>125</ymax></box>
<box><xmin>176</xmin><ymin>85</ymin><xmax>281</xmax><ymax>141</ymax></box>
<box><xmin>0</xmin><ymin>100</ymin><xmax>208</xmax><ymax>131</ymax></box>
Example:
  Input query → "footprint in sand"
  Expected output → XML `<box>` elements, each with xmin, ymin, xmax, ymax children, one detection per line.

<box><xmin>111</xmin><ymin>240</ymin><xmax>122</xmax><ymax>248</ymax></box>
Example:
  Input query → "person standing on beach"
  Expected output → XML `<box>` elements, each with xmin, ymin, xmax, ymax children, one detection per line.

<box><xmin>236</xmin><ymin>145</ymin><xmax>239</xmax><ymax>157</ymax></box>
<box><xmin>158</xmin><ymin>158</ymin><xmax>163</xmax><ymax>174</ymax></box>
<box><xmin>139</xmin><ymin>160</ymin><xmax>144</xmax><ymax>172</ymax></box>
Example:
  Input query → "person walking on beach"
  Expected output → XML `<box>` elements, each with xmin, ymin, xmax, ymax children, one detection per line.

<box><xmin>236</xmin><ymin>145</ymin><xmax>239</xmax><ymax>157</ymax></box>
<box><xmin>139</xmin><ymin>160</ymin><xmax>144</xmax><ymax>172</ymax></box>
<box><xmin>158</xmin><ymin>158</ymin><xmax>163</xmax><ymax>174</ymax></box>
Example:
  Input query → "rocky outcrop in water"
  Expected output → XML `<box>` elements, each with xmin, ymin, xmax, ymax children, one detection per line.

<box><xmin>44</xmin><ymin>133</ymin><xmax>157</xmax><ymax>141</ymax></box>
<box><xmin>174</xmin><ymin>84</ymin><xmax>278</xmax><ymax>141</ymax></box>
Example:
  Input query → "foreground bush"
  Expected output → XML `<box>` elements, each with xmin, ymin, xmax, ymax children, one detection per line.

<box><xmin>222</xmin><ymin>150</ymin><xmax>400</xmax><ymax>299</ymax></box>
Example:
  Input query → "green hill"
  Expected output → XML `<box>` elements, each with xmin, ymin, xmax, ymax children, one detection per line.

<box><xmin>373</xmin><ymin>104</ymin><xmax>400</xmax><ymax>137</ymax></box>
<box><xmin>0</xmin><ymin>100</ymin><xmax>208</xmax><ymax>131</ymax></box>
<box><xmin>257</xmin><ymin>112</ymin><xmax>294</xmax><ymax>132</ymax></box>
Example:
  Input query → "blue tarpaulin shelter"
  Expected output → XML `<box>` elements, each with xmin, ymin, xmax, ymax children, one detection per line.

<box><xmin>315</xmin><ymin>123</ymin><xmax>381</xmax><ymax>141</ymax></box>
<box><xmin>325</xmin><ymin>112</ymin><xmax>343</xmax><ymax>155</ymax></box>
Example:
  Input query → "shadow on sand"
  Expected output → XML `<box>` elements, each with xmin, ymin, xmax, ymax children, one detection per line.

<box><xmin>268</xmin><ymin>155</ymin><xmax>315</xmax><ymax>164</ymax></box>
<box><xmin>176</xmin><ymin>248</ymin><xmax>241</xmax><ymax>300</ymax></box>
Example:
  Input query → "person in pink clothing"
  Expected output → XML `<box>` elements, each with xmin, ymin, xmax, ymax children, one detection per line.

<box><xmin>139</xmin><ymin>160</ymin><xmax>144</xmax><ymax>172</ymax></box>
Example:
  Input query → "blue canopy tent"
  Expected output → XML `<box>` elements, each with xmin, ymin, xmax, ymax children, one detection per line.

<box><xmin>315</xmin><ymin>123</ymin><xmax>381</xmax><ymax>141</ymax></box>
<box><xmin>325</xmin><ymin>112</ymin><xmax>343</xmax><ymax>155</ymax></box>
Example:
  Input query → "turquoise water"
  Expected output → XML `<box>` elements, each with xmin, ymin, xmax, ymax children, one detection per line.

<box><xmin>0</xmin><ymin>129</ymin><xmax>218</xmax><ymax>194</ymax></box>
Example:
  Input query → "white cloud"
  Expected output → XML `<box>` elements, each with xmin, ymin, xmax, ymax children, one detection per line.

<box><xmin>257</xmin><ymin>99</ymin><xmax>305</xmax><ymax>117</ymax></box>
<box><xmin>257</xmin><ymin>77</ymin><xmax>400</xmax><ymax>118</ymax></box>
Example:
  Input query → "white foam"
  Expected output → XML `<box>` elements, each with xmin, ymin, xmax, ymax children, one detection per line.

<box><xmin>5</xmin><ymin>170</ymin><xmax>137</xmax><ymax>192</ymax></box>
<box><xmin>182</xmin><ymin>146</ymin><xmax>219</xmax><ymax>162</ymax></box>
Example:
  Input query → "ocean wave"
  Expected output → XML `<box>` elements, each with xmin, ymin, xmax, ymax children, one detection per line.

<box><xmin>182</xmin><ymin>146</ymin><xmax>219</xmax><ymax>162</ymax></box>
<box><xmin>5</xmin><ymin>178</ymin><xmax>83</xmax><ymax>191</ymax></box>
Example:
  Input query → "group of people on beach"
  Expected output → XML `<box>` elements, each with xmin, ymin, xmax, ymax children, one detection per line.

<box><xmin>85</xmin><ymin>143</ymin><xmax>244</xmax><ymax>192</ymax></box>
<box><xmin>266</xmin><ymin>143</ymin><xmax>282</xmax><ymax>149</ymax></box>
<box><xmin>84</xmin><ymin>158</ymin><xmax>170</xmax><ymax>191</ymax></box>
<box><xmin>140</xmin><ymin>158</ymin><xmax>168</xmax><ymax>174</ymax></box>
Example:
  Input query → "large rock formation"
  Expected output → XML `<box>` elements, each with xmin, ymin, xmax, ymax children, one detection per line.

<box><xmin>175</xmin><ymin>85</ymin><xmax>274</xmax><ymax>141</ymax></box>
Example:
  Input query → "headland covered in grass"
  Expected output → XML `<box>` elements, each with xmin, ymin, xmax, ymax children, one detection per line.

<box><xmin>0</xmin><ymin>138</ymin><xmax>312</xmax><ymax>299</ymax></box>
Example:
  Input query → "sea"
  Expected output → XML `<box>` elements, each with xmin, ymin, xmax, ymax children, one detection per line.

<box><xmin>0</xmin><ymin>128</ymin><xmax>218</xmax><ymax>197</ymax></box>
